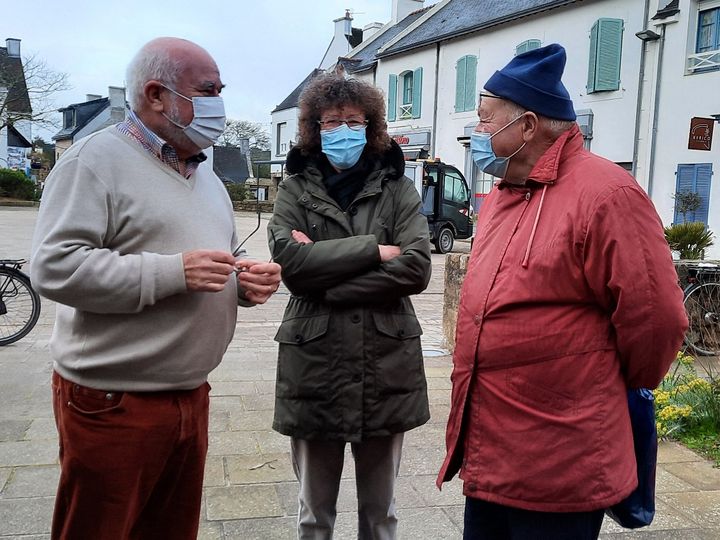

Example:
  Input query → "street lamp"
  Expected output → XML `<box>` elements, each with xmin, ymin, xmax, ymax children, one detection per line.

<box><xmin>636</xmin><ymin>29</ymin><xmax>662</xmax><ymax>41</ymax></box>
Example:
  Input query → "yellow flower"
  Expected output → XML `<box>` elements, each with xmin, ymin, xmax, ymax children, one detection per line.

<box><xmin>653</xmin><ymin>390</ymin><xmax>671</xmax><ymax>407</ymax></box>
<box><xmin>658</xmin><ymin>405</ymin><xmax>694</xmax><ymax>422</ymax></box>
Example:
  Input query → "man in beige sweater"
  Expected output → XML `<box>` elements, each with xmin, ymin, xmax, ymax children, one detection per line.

<box><xmin>31</xmin><ymin>37</ymin><xmax>281</xmax><ymax>539</ymax></box>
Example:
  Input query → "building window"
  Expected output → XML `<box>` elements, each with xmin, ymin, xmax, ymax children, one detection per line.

<box><xmin>63</xmin><ymin>109</ymin><xmax>76</xmax><ymax>129</ymax></box>
<box><xmin>276</xmin><ymin>122</ymin><xmax>287</xmax><ymax>156</ymax></box>
<box><xmin>387</xmin><ymin>68</ymin><xmax>423</xmax><ymax>122</ymax></box>
<box><xmin>587</xmin><ymin>18</ymin><xmax>624</xmax><ymax>93</ymax></box>
<box><xmin>576</xmin><ymin>109</ymin><xmax>594</xmax><ymax>150</ymax></box>
<box><xmin>455</xmin><ymin>55</ymin><xmax>477</xmax><ymax>113</ymax></box>
<box><xmin>689</xmin><ymin>4</ymin><xmax>720</xmax><ymax>72</ymax></box>
<box><xmin>674</xmin><ymin>163</ymin><xmax>713</xmax><ymax>225</ymax></box>
<box><xmin>515</xmin><ymin>39</ymin><xmax>541</xmax><ymax>56</ymax></box>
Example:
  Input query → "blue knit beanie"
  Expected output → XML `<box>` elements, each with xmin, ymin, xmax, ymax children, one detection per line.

<box><xmin>484</xmin><ymin>43</ymin><xmax>576</xmax><ymax>121</ymax></box>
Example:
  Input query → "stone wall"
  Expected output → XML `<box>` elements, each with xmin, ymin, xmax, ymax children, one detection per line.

<box><xmin>442</xmin><ymin>253</ymin><xmax>469</xmax><ymax>351</ymax></box>
<box><xmin>233</xmin><ymin>201</ymin><xmax>274</xmax><ymax>213</ymax></box>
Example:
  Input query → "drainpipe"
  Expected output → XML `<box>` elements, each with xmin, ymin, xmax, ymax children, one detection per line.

<box><xmin>647</xmin><ymin>24</ymin><xmax>667</xmax><ymax>198</ymax></box>
<box><xmin>431</xmin><ymin>42</ymin><xmax>440</xmax><ymax>157</ymax></box>
<box><xmin>631</xmin><ymin>0</ymin><xmax>652</xmax><ymax>178</ymax></box>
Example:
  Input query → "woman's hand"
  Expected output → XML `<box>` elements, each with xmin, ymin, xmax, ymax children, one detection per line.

<box><xmin>292</xmin><ymin>230</ymin><xmax>313</xmax><ymax>244</ymax></box>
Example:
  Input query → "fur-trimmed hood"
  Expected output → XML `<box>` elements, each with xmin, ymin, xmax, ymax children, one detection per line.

<box><xmin>285</xmin><ymin>138</ymin><xmax>406</xmax><ymax>180</ymax></box>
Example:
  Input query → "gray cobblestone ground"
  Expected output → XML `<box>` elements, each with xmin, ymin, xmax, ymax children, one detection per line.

<box><xmin>1</xmin><ymin>207</ymin><xmax>719</xmax><ymax>539</ymax></box>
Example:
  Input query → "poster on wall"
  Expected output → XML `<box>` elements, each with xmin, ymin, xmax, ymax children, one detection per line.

<box><xmin>7</xmin><ymin>146</ymin><xmax>28</xmax><ymax>170</ymax></box>
<box><xmin>688</xmin><ymin>117</ymin><xmax>714</xmax><ymax>151</ymax></box>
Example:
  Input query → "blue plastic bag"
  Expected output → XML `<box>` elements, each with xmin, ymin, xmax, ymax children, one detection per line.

<box><xmin>605</xmin><ymin>388</ymin><xmax>657</xmax><ymax>528</ymax></box>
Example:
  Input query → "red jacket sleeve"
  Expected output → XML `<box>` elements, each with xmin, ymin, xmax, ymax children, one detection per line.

<box><xmin>583</xmin><ymin>185</ymin><xmax>688</xmax><ymax>389</ymax></box>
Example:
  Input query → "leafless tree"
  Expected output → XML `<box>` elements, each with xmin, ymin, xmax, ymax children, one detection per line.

<box><xmin>0</xmin><ymin>53</ymin><xmax>70</xmax><ymax>132</ymax></box>
<box><xmin>218</xmin><ymin>119</ymin><xmax>271</xmax><ymax>151</ymax></box>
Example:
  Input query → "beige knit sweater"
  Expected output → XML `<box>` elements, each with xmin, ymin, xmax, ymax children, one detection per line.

<box><xmin>31</xmin><ymin>126</ymin><xmax>242</xmax><ymax>391</ymax></box>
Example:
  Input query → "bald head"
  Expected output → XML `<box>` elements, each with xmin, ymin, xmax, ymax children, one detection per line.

<box><xmin>126</xmin><ymin>37</ymin><xmax>218</xmax><ymax>111</ymax></box>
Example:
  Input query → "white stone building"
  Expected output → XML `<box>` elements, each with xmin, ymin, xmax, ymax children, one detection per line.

<box><xmin>635</xmin><ymin>0</ymin><xmax>720</xmax><ymax>258</ymax></box>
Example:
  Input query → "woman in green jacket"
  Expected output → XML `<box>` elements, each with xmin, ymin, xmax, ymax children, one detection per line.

<box><xmin>268</xmin><ymin>73</ymin><xmax>432</xmax><ymax>539</ymax></box>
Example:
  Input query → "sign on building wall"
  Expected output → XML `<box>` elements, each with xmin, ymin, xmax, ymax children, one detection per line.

<box><xmin>688</xmin><ymin>117</ymin><xmax>714</xmax><ymax>151</ymax></box>
<box><xmin>391</xmin><ymin>131</ymin><xmax>431</xmax><ymax>147</ymax></box>
<box><xmin>7</xmin><ymin>147</ymin><xmax>28</xmax><ymax>171</ymax></box>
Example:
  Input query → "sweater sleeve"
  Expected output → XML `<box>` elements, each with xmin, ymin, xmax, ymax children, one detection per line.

<box><xmin>30</xmin><ymin>154</ymin><xmax>187</xmax><ymax>314</ymax></box>
<box><xmin>583</xmin><ymin>186</ymin><xmax>688</xmax><ymax>389</ymax></box>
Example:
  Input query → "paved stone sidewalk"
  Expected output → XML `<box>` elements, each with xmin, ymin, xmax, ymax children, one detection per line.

<box><xmin>1</xmin><ymin>207</ymin><xmax>719</xmax><ymax>539</ymax></box>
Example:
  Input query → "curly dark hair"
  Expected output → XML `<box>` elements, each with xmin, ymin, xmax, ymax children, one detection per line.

<box><xmin>296</xmin><ymin>73</ymin><xmax>391</xmax><ymax>157</ymax></box>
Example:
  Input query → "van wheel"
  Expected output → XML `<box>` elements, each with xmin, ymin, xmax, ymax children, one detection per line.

<box><xmin>434</xmin><ymin>228</ymin><xmax>454</xmax><ymax>254</ymax></box>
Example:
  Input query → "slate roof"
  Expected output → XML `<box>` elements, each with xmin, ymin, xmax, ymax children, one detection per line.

<box><xmin>345</xmin><ymin>7</ymin><xmax>432</xmax><ymax>73</ymax></box>
<box><xmin>272</xmin><ymin>68</ymin><xmax>324</xmax><ymax>113</ymax></box>
<box><xmin>52</xmin><ymin>97</ymin><xmax>109</xmax><ymax>141</ymax></box>
<box><xmin>213</xmin><ymin>145</ymin><xmax>250</xmax><ymax>184</ymax></box>
<box><xmin>349</xmin><ymin>27</ymin><xmax>364</xmax><ymax>48</ymax></box>
<box><xmin>8</xmin><ymin>124</ymin><xmax>32</xmax><ymax>147</ymax></box>
<box><xmin>378</xmin><ymin>0</ymin><xmax>582</xmax><ymax>57</ymax></box>
<box><xmin>652</xmin><ymin>0</ymin><xmax>680</xmax><ymax>20</ymax></box>
<box><xmin>0</xmin><ymin>45</ymin><xmax>31</xmax><ymax>114</ymax></box>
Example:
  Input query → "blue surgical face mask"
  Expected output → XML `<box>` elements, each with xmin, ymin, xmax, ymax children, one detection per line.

<box><xmin>470</xmin><ymin>115</ymin><xmax>526</xmax><ymax>178</ymax></box>
<box><xmin>161</xmin><ymin>85</ymin><xmax>226</xmax><ymax>149</ymax></box>
<box><xmin>320</xmin><ymin>124</ymin><xmax>367</xmax><ymax>170</ymax></box>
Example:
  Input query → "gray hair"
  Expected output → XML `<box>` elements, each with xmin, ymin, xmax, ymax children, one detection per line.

<box><xmin>503</xmin><ymin>99</ymin><xmax>574</xmax><ymax>137</ymax></box>
<box><xmin>125</xmin><ymin>45</ymin><xmax>182</xmax><ymax>111</ymax></box>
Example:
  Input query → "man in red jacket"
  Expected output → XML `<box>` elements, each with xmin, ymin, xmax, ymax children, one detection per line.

<box><xmin>437</xmin><ymin>43</ymin><xmax>688</xmax><ymax>539</ymax></box>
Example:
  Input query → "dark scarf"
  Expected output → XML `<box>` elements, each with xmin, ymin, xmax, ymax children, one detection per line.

<box><xmin>319</xmin><ymin>153</ymin><xmax>374</xmax><ymax>211</ymax></box>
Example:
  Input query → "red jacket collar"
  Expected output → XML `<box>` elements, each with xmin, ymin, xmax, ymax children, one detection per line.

<box><xmin>527</xmin><ymin>123</ymin><xmax>583</xmax><ymax>184</ymax></box>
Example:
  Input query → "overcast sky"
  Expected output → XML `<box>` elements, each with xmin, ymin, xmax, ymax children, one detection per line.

<box><xmin>1</xmin><ymin>0</ymin><xmax>400</xmax><ymax>140</ymax></box>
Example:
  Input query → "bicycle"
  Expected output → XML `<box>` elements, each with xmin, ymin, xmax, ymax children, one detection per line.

<box><xmin>682</xmin><ymin>263</ymin><xmax>720</xmax><ymax>357</ymax></box>
<box><xmin>0</xmin><ymin>259</ymin><xmax>42</xmax><ymax>346</ymax></box>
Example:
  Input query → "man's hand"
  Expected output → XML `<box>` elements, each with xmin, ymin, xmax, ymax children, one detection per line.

<box><xmin>183</xmin><ymin>250</ymin><xmax>236</xmax><ymax>292</ymax></box>
<box><xmin>378</xmin><ymin>245</ymin><xmax>401</xmax><ymax>262</ymax></box>
<box><xmin>292</xmin><ymin>230</ymin><xmax>313</xmax><ymax>244</ymax></box>
<box><xmin>235</xmin><ymin>260</ymin><xmax>282</xmax><ymax>304</ymax></box>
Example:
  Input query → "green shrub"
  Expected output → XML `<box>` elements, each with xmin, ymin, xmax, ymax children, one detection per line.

<box><xmin>655</xmin><ymin>352</ymin><xmax>720</xmax><ymax>465</ymax></box>
<box><xmin>0</xmin><ymin>168</ymin><xmax>38</xmax><ymax>201</ymax></box>
<box><xmin>225</xmin><ymin>182</ymin><xmax>248</xmax><ymax>202</ymax></box>
<box><xmin>664</xmin><ymin>222</ymin><xmax>714</xmax><ymax>260</ymax></box>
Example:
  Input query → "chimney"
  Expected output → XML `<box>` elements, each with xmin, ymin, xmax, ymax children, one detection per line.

<box><xmin>86</xmin><ymin>94</ymin><xmax>102</xmax><ymax>102</ymax></box>
<box><xmin>5</xmin><ymin>38</ymin><xmax>21</xmax><ymax>58</ymax></box>
<box><xmin>363</xmin><ymin>22</ymin><xmax>384</xmax><ymax>41</ymax></box>
<box><xmin>392</xmin><ymin>0</ymin><xmax>424</xmax><ymax>23</ymax></box>
<box><xmin>333</xmin><ymin>10</ymin><xmax>353</xmax><ymax>41</ymax></box>
<box><xmin>108</xmin><ymin>86</ymin><xmax>126</xmax><ymax>122</ymax></box>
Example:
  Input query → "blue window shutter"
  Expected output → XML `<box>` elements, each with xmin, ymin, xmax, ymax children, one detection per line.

<box><xmin>455</xmin><ymin>57</ymin><xmax>466</xmax><ymax>113</ymax></box>
<box><xmin>675</xmin><ymin>164</ymin><xmax>696</xmax><ymax>223</ymax></box>
<box><xmin>587</xmin><ymin>21</ymin><xmax>599</xmax><ymax>93</ymax></box>
<box><xmin>388</xmin><ymin>74</ymin><xmax>397</xmax><ymax>122</ymax></box>
<box><xmin>412</xmin><ymin>67</ymin><xmax>423</xmax><ymax>119</ymax></box>
<box><xmin>464</xmin><ymin>55</ymin><xmax>477</xmax><ymax>112</ymax></box>
<box><xmin>674</xmin><ymin>164</ymin><xmax>713</xmax><ymax>224</ymax></box>
<box><xmin>695</xmin><ymin>163</ymin><xmax>713</xmax><ymax>225</ymax></box>
<box><xmin>595</xmin><ymin>18</ymin><xmax>623</xmax><ymax>91</ymax></box>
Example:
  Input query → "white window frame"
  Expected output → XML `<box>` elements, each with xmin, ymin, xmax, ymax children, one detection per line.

<box><xmin>687</xmin><ymin>0</ymin><xmax>720</xmax><ymax>73</ymax></box>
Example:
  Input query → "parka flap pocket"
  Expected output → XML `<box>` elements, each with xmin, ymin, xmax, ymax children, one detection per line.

<box><xmin>274</xmin><ymin>314</ymin><xmax>330</xmax><ymax>345</ymax></box>
<box><xmin>372</xmin><ymin>312</ymin><xmax>423</xmax><ymax>340</ymax></box>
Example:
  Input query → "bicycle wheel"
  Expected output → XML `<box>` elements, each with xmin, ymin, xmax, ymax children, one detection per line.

<box><xmin>683</xmin><ymin>281</ymin><xmax>720</xmax><ymax>356</ymax></box>
<box><xmin>0</xmin><ymin>268</ymin><xmax>41</xmax><ymax>346</ymax></box>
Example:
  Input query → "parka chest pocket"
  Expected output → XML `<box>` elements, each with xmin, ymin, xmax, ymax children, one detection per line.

<box><xmin>274</xmin><ymin>313</ymin><xmax>331</xmax><ymax>399</ymax></box>
<box><xmin>372</xmin><ymin>312</ymin><xmax>425</xmax><ymax>396</ymax></box>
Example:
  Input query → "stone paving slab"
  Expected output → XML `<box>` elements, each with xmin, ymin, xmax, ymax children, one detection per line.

<box><xmin>2</xmin><ymin>208</ymin><xmax>720</xmax><ymax>539</ymax></box>
<box><xmin>205</xmin><ymin>484</ymin><xmax>283</xmax><ymax>520</ymax></box>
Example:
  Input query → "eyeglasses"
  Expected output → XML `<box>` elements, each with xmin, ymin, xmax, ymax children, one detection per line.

<box><xmin>477</xmin><ymin>92</ymin><xmax>505</xmax><ymax>106</ymax></box>
<box><xmin>317</xmin><ymin>118</ymin><xmax>369</xmax><ymax>130</ymax></box>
